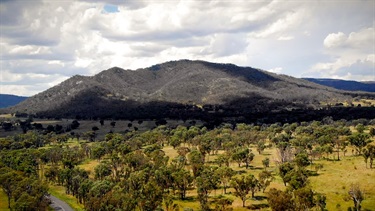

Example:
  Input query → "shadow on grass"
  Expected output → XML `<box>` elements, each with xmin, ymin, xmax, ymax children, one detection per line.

<box><xmin>247</xmin><ymin>203</ymin><xmax>269</xmax><ymax>210</ymax></box>
<box><xmin>177</xmin><ymin>196</ymin><xmax>196</xmax><ymax>202</ymax></box>
<box><xmin>250</xmin><ymin>166</ymin><xmax>264</xmax><ymax>170</ymax></box>
<box><xmin>306</xmin><ymin>170</ymin><xmax>319</xmax><ymax>177</ymax></box>
<box><xmin>252</xmin><ymin>196</ymin><xmax>267</xmax><ymax>200</ymax></box>
<box><xmin>234</xmin><ymin>169</ymin><xmax>246</xmax><ymax>174</ymax></box>
<box><xmin>262</xmin><ymin>153</ymin><xmax>272</xmax><ymax>156</ymax></box>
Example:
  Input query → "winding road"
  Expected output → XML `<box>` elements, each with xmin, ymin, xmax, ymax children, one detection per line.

<box><xmin>49</xmin><ymin>195</ymin><xmax>74</xmax><ymax>211</ymax></box>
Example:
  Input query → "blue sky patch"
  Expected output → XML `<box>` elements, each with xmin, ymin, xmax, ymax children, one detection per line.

<box><xmin>103</xmin><ymin>4</ymin><xmax>119</xmax><ymax>13</ymax></box>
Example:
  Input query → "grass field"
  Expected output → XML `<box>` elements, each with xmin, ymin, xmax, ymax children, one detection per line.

<box><xmin>309</xmin><ymin>156</ymin><xmax>375</xmax><ymax>210</ymax></box>
<box><xmin>0</xmin><ymin>190</ymin><xmax>9</xmax><ymax>211</ymax></box>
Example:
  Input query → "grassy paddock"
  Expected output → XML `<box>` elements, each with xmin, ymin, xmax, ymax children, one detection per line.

<box><xmin>309</xmin><ymin>155</ymin><xmax>375</xmax><ymax>210</ymax></box>
<box><xmin>0</xmin><ymin>190</ymin><xmax>9</xmax><ymax>211</ymax></box>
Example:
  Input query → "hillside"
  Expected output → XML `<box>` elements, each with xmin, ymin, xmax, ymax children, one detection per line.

<box><xmin>0</xmin><ymin>94</ymin><xmax>27</xmax><ymax>108</ymax></box>
<box><xmin>4</xmin><ymin>60</ymin><xmax>375</xmax><ymax>121</ymax></box>
<box><xmin>304</xmin><ymin>78</ymin><xmax>375</xmax><ymax>92</ymax></box>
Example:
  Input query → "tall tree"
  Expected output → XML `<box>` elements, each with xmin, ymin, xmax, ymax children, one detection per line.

<box><xmin>215</xmin><ymin>166</ymin><xmax>235</xmax><ymax>194</ymax></box>
<box><xmin>196</xmin><ymin>166</ymin><xmax>220</xmax><ymax>211</ymax></box>
<box><xmin>230</xmin><ymin>174</ymin><xmax>258</xmax><ymax>207</ymax></box>
<box><xmin>258</xmin><ymin>170</ymin><xmax>274</xmax><ymax>193</ymax></box>
<box><xmin>348</xmin><ymin>133</ymin><xmax>371</xmax><ymax>155</ymax></box>
<box><xmin>0</xmin><ymin>167</ymin><xmax>22</xmax><ymax>209</ymax></box>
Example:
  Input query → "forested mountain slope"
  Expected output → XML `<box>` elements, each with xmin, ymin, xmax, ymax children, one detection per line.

<box><xmin>5</xmin><ymin>60</ymin><xmax>374</xmax><ymax>120</ymax></box>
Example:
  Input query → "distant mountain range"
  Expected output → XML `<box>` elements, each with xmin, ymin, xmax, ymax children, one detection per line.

<box><xmin>0</xmin><ymin>94</ymin><xmax>27</xmax><ymax>108</ymax></box>
<box><xmin>2</xmin><ymin>60</ymin><xmax>374</xmax><ymax>122</ymax></box>
<box><xmin>303</xmin><ymin>78</ymin><xmax>375</xmax><ymax>92</ymax></box>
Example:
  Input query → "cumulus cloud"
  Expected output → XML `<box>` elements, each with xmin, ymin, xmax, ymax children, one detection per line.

<box><xmin>324</xmin><ymin>28</ymin><xmax>374</xmax><ymax>50</ymax></box>
<box><xmin>0</xmin><ymin>0</ymin><xmax>374</xmax><ymax>96</ymax></box>
<box><xmin>308</xmin><ymin>27</ymin><xmax>374</xmax><ymax>80</ymax></box>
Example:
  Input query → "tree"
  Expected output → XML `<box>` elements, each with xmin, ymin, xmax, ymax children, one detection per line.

<box><xmin>213</xmin><ymin>197</ymin><xmax>233</xmax><ymax>211</ymax></box>
<box><xmin>356</xmin><ymin>124</ymin><xmax>365</xmax><ymax>133</ymax></box>
<box><xmin>278</xmin><ymin>162</ymin><xmax>294</xmax><ymax>186</ymax></box>
<box><xmin>188</xmin><ymin>149</ymin><xmax>204</xmax><ymax>177</ymax></box>
<box><xmin>110</xmin><ymin>121</ymin><xmax>116</xmax><ymax>128</ymax></box>
<box><xmin>333</xmin><ymin>137</ymin><xmax>348</xmax><ymax>161</ymax></box>
<box><xmin>231</xmin><ymin>148</ymin><xmax>254</xmax><ymax>168</ymax></box>
<box><xmin>172</xmin><ymin>169</ymin><xmax>193</xmax><ymax>200</ymax></box>
<box><xmin>258</xmin><ymin>170</ymin><xmax>274</xmax><ymax>193</ymax></box>
<box><xmin>91</xmin><ymin>144</ymin><xmax>106</xmax><ymax>161</ymax></box>
<box><xmin>215</xmin><ymin>153</ymin><xmax>230</xmax><ymax>167</ymax></box>
<box><xmin>362</xmin><ymin>145</ymin><xmax>375</xmax><ymax>168</ymax></box>
<box><xmin>267</xmin><ymin>188</ymin><xmax>294</xmax><ymax>211</ymax></box>
<box><xmin>230</xmin><ymin>174</ymin><xmax>258</xmax><ymax>207</ymax></box>
<box><xmin>164</xmin><ymin>194</ymin><xmax>179</xmax><ymax>211</ymax></box>
<box><xmin>262</xmin><ymin>157</ymin><xmax>270</xmax><ymax>170</ymax></box>
<box><xmin>369</xmin><ymin>127</ymin><xmax>375</xmax><ymax>136</ymax></box>
<box><xmin>196</xmin><ymin>166</ymin><xmax>220</xmax><ymax>211</ymax></box>
<box><xmin>294</xmin><ymin>153</ymin><xmax>310</xmax><ymax>168</ymax></box>
<box><xmin>286</xmin><ymin>168</ymin><xmax>309</xmax><ymax>190</ymax></box>
<box><xmin>294</xmin><ymin>187</ymin><xmax>316</xmax><ymax>211</ymax></box>
<box><xmin>94</xmin><ymin>162</ymin><xmax>112</xmax><ymax>180</ymax></box>
<box><xmin>215</xmin><ymin>166</ymin><xmax>235</xmax><ymax>194</ymax></box>
<box><xmin>348</xmin><ymin>183</ymin><xmax>364</xmax><ymax>211</ymax></box>
<box><xmin>10</xmin><ymin>176</ymin><xmax>49</xmax><ymax>211</ymax></box>
<box><xmin>256</xmin><ymin>141</ymin><xmax>266</xmax><ymax>154</ymax></box>
<box><xmin>0</xmin><ymin>167</ymin><xmax>22</xmax><ymax>209</ymax></box>
<box><xmin>348</xmin><ymin>133</ymin><xmax>371</xmax><ymax>155</ymax></box>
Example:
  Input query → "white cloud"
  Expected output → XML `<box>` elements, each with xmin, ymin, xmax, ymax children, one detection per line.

<box><xmin>277</xmin><ymin>36</ymin><xmax>294</xmax><ymax>41</ymax></box>
<box><xmin>268</xmin><ymin>67</ymin><xmax>283</xmax><ymax>74</ymax></box>
<box><xmin>0</xmin><ymin>0</ymin><xmax>374</xmax><ymax>96</ymax></box>
<box><xmin>308</xmin><ymin>27</ymin><xmax>375</xmax><ymax>80</ymax></box>
<box><xmin>323</xmin><ymin>32</ymin><xmax>347</xmax><ymax>48</ymax></box>
<box><xmin>324</xmin><ymin>28</ymin><xmax>374</xmax><ymax>50</ymax></box>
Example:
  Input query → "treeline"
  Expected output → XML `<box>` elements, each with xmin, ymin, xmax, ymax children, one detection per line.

<box><xmin>0</xmin><ymin>118</ymin><xmax>374</xmax><ymax>210</ymax></box>
<box><xmin>25</xmin><ymin>92</ymin><xmax>375</xmax><ymax>125</ymax></box>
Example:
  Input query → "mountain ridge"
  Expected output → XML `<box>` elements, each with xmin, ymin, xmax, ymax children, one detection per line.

<box><xmin>4</xmin><ymin>60</ymin><xmax>375</xmax><ymax>120</ymax></box>
<box><xmin>0</xmin><ymin>94</ymin><xmax>28</xmax><ymax>108</ymax></box>
<box><xmin>303</xmin><ymin>78</ymin><xmax>375</xmax><ymax>92</ymax></box>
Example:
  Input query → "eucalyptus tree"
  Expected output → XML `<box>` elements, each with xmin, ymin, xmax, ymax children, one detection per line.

<box><xmin>215</xmin><ymin>166</ymin><xmax>235</xmax><ymax>194</ymax></box>
<box><xmin>348</xmin><ymin>133</ymin><xmax>371</xmax><ymax>155</ymax></box>
<box><xmin>196</xmin><ymin>166</ymin><xmax>220</xmax><ymax>211</ymax></box>
<box><xmin>171</xmin><ymin>168</ymin><xmax>193</xmax><ymax>200</ymax></box>
<box><xmin>230</xmin><ymin>174</ymin><xmax>257</xmax><ymax>207</ymax></box>
<box><xmin>258</xmin><ymin>170</ymin><xmax>274</xmax><ymax>193</ymax></box>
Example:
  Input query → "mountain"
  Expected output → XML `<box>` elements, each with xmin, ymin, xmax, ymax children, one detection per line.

<box><xmin>303</xmin><ymin>78</ymin><xmax>375</xmax><ymax>92</ymax></box>
<box><xmin>4</xmin><ymin>60</ymin><xmax>375</xmax><ymax>122</ymax></box>
<box><xmin>0</xmin><ymin>94</ymin><xmax>28</xmax><ymax>108</ymax></box>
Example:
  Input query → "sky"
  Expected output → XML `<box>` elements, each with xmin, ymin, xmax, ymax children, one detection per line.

<box><xmin>0</xmin><ymin>0</ymin><xmax>374</xmax><ymax>97</ymax></box>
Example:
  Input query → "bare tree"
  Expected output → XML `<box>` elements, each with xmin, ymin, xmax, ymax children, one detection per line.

<box><xmin>348</xmin><ymin>183</ymin><xmax>364</xmax><ymax>211</ymax></box>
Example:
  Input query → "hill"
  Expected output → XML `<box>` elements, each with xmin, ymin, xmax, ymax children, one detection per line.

<box><xmin>4</xmin><ymin>60</ymin><xmax>375</xmax><ymax>122</ymax></box>
<box><xmin>303</xmin><ymin>78</ymin><xmax>375</xmax><ymax>92</ymax></box>
<box><xmin>0</xmin><ymin>94</ymin><xmax>28</xmax><ymax>108</ymax></box>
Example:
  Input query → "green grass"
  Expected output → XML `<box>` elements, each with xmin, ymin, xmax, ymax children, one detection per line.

<box><xmin>309</xmin><ymin>155</ymin><xmax>375</xmax><ymax>210</ymax></box>
<box><xmin>0</xmin><ymin>190</ymin><xmax>9</xmax><ymax>211</ymax></box>
<box><xmin>49</xmin><ymin>185</ymin><xmax>85</xmax><ymax>211</ymax></box>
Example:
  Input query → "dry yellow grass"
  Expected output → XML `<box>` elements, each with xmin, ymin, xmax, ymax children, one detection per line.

<box><xmin>78</xmin><ymin>159</ymin><xmax>99</xmax><ymax>179</ymax></box>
